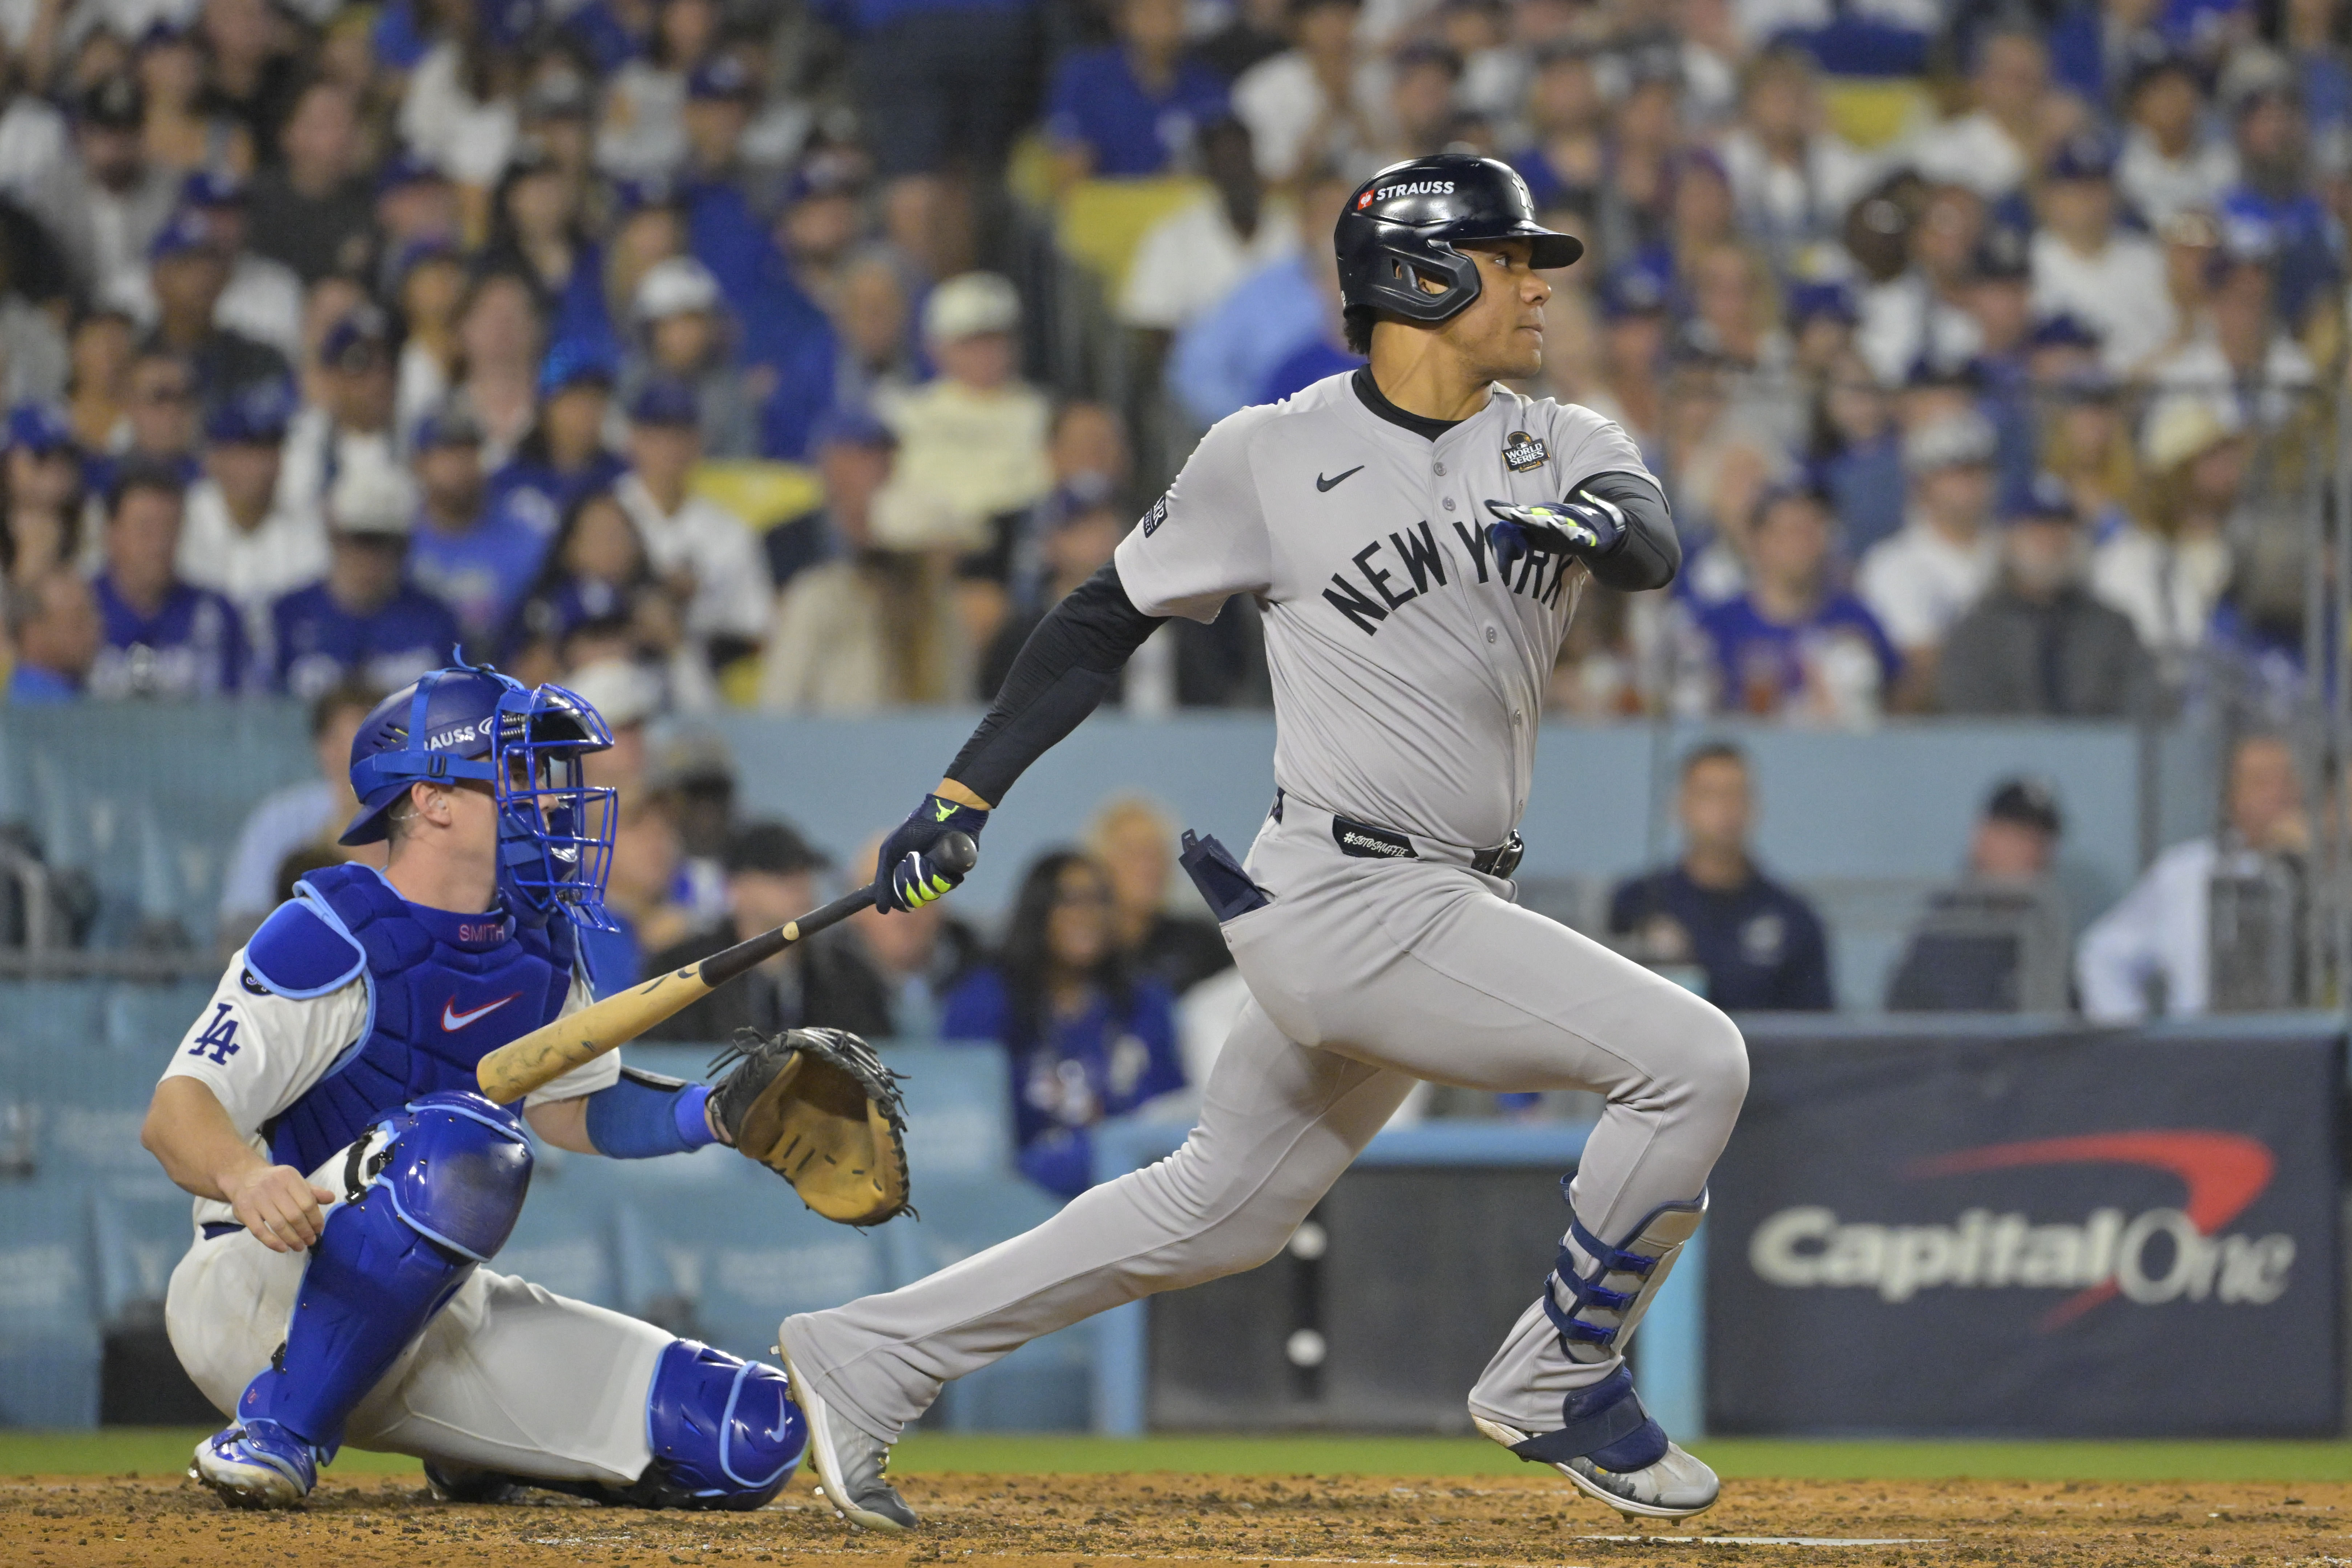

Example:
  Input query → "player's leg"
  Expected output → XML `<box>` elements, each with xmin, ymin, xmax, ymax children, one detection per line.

<box><xmin>781</xmin><ymin>996</ymin><xmax>1416</xmax><ymax>1528</ymax></box>
<box><xmin>1251</xmin><ymin>873</ymin><xmax>1744</xmax><ymax>1517</ymax></box>
<box><xmin>180</xmin><ymin>1091</ymin><xmax>534</xmax><ymax>1507</ymax></box>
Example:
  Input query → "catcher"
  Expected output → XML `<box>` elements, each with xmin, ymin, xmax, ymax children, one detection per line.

<box><xmin>141</xmin><ymin>663</ymin><xmax>909</xmax><ymax>1511</ymax></box>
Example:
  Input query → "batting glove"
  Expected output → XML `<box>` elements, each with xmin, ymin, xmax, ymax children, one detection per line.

<box><xmin>874</xmin><ymin>793</ymin><xmax>989</xmax><ymax>912</ymax></box>
<box><xmin>1485</xmin><ymin>492</ymin><xmax>1628</xmax><ymax>578</ymax></box>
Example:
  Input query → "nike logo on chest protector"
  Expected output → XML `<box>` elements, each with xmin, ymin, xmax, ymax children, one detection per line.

<box><xmin>442</xmin><ymin>992</ymin><xmax>524</xmax><ymax>1032</ymax></box>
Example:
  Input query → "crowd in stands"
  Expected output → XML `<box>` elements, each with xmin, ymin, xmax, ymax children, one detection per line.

<box><xmin>0</xmin><ymin>0</ymin><xmax>2336</xmax><ymax>724</ymax></box>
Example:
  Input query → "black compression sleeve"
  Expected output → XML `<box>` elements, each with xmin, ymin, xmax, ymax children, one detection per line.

<box><xmin>1580</xmin><ymin>471</ymin><xmax>1681</xmax><ymax>593</ymax></box>
<box><xmin>947</xmin><ymin>562</ymin><xmax>1167</xmax><ymax>803</ymax></box>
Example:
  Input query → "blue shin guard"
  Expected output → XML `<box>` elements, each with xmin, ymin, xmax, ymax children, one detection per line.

<box><xmin>234</xmin><ymin>1093</ymin><xmax>532</xmax><ymax>1454</ymax></box>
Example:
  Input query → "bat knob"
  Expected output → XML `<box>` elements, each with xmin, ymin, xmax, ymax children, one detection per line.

<box><xmin>935</xmin><ymin>831</ymin><xmax>980</xmax><ymax>877</ymax></box>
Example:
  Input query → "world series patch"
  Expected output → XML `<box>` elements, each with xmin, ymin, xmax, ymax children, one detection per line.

<box><xmin>1502</xmin><ymin>430</ymin><xmax>1549</xmax><ymax>473</ymax></box>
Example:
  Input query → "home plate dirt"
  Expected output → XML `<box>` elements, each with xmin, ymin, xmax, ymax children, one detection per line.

<box><xmin>4</xmin><ymin>1471</ymin><xmax>2343</xmax><ymax>1566</ymax></box>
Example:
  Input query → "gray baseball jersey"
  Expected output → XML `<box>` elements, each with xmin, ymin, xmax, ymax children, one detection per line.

<box><xmin>1113</xmin><ymin>370</ymin><xmax>1658</xmax><ymax>849</ymax></box>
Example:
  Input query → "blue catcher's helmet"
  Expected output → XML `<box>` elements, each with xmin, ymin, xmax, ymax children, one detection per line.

<box><xmin>339</xmin><ymin>660</ymin><xmax>620</xmax><ymax>929</ymax></box>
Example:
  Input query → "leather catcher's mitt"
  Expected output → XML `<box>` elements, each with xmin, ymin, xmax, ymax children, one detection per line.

<box><xmin>709</xmin><ymin>1028</ymin><xmax>911</xmax><ymax>1225</ymax></box>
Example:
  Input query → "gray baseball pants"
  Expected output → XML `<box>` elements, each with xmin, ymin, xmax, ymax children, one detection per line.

<box><xmin>781</xmin><ymin>801</ymin><xmax>1748</xmax><ymax>1440</ymax></box>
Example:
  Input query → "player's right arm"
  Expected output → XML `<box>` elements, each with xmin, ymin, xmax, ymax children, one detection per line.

<box><xmin>142</xmin><ymin>1079</ymin><xmax>334</xmax><ymax>1252</ymax></box>
<box><xmin>874</xmin><ymin>409</ymin><xmax>1277</xmax><ymax>910</ymax></box>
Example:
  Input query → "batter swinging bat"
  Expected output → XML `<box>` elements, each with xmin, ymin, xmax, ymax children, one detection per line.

<box><xmin>476</xmin><ymin>832</ymin><xmax>980</xmax><ymax>1104</ymax></box>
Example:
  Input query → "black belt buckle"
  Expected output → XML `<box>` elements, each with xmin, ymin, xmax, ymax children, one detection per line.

<box><xmin>1181</xmin><ymin>830</ymin><xmax>1273</xmax><ymax>922</ymax></box>
<box><xmin>1476</xmin><ymin>831</ymin><xmax>1525</xmax><ymax>879</ymax></box>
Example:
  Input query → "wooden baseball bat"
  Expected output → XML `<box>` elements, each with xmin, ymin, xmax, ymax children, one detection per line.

<box><xmin>476</xmin><ymin>832</ymin><xmax>979</xmax><ymax>1103</ymax></box>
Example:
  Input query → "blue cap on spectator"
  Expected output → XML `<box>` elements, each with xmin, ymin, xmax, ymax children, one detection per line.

<box><xmin>2046</xmin><ymin>130</ymin><xmax>2118</xmax><ymax>182</ymax></box>
<box><xmin>539</xmin><ymin>339</ymin><xmax>618</xmax><ymax>398</ymax></box>
<box><xmin>322</xmin><ymin>306</ymin><xmax>393</xmax><ymax>370</ymax></box>
<box><xmin>149</xmin><ymin>207</ymin><xmax>218</xmax><ymax>261</ymax></box>
<box><xmin>204</xmin><ymin>377</ymin><xmax>296</xmax><ymax>445</ymax></box>
<box><xmin>182</xmin><ymin>168</ymin><xmax>247</xmax><ymax>208</ymax></box>
<box><xmin>784</xmin><ymin>149</ymin><xmax>865</xmax><ymax>208</ymax></box>
<box><xmin>476</xmin><ymin>0</ymin><xmax>542</xmax><ymax>48</ymax></box>
<box><xmin>7</xmin><ymin>403</ymin><xmax>74</xmax><ymax>455</ymax></box>
<box><xmin>415</xmin><ymin>397</ymin><xmax>486</xmax><ymax>449</ymax></box>
<box><xmin>1599</xmin><ymin>256</ymin><xmax>1671</xmax><ymax>319</ymax></box>
<box><xmin>1751</xmin><ymin>477</ymin><xmax>1830</xmax><ymax>520</ymax></box>
<box><xmin>2004</xmin><ymin>471</ymin><xmax>2077</xmax><ymax>524</ymax></box>
<box><xmin>687</xmin><ymin>55</ymin><xmax>757</xmax><ymax>102</ymax></box>
<box><xmin>375</xmin><ymin>149</ymin><xmax>449</xmax><ymax>196</ymax></box>
<box><xmin>810</xmin><ymin>404</ymin><xmax>896</xmax><ymax>451</ymax></box>
<box><xmin>627</xmin><ymin>377</ymin><xmax>701</xmax><ymax>428</ymax></box>
<box><xmin>1786</xmin><ymin>279</ymin><xmax>1857</xmax><ymax>325</ymax></box>
<box><xmin>2030</xmin><ymin>312</ymin><xmax>2101</xmax><ymax>350</ymax></box>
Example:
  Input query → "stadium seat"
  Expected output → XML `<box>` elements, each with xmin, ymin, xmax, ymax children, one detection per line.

<box><xmin>1056</xmin><ymin>176</ymin><xmax>1211</xmax><ymax>295</ymax></box>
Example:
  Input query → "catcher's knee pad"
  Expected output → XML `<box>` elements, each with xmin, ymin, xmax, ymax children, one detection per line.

<box><xmin>631</xmin><ymin>1339</ymin><xmax>808</xmax><ymax>1510</ymax></box>
<box><xmin>360</xmin><ymin>1090</ymin><xmax>533</xmax><ymax>1261</ymax></box>
<box><xmin>1543</xmin><ymin>1191</ymin><xmax>1707</xmax><ymax>1364</ymax></box>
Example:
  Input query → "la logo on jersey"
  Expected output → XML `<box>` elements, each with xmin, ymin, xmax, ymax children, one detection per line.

<box><xmin>188</xmin><ymin>1002</ymin><xmax>241</xmax><ymax>1064</ymax></box>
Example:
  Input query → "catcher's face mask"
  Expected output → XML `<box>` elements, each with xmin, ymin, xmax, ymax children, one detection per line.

<box><xmin>492</xmin><ymin>679</ymin><xmax>619</xmax><ymax>930</ymax></box>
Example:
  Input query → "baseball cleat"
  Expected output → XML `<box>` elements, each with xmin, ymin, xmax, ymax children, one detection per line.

<box><xmin>190</xmin><ymin>1419</ymin><xmax>324</xmax><ymax>1509</ymax></box>
<box><xmin>775</xmin><ymin>1330</ymin><xmax>916</xmax><ymax>1531</ymax></box>
<box><xmin>1472</xmin><ymin>1367</ymin><xmax>1719</xmax><ymax>1521</ymax></box>
<box><xmin>423</xmin><ymin>1458</ymin><xmax>529</xmax><ymax>1505</ymax></box>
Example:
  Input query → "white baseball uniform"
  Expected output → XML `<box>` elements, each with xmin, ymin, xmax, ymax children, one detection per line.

<box><xmin>781</xmin><ymin>371</ymin><xmax>1748</xmax><ymax>1441</ymax></box>
<box><xmin>159</xmin><ymin>953</ymin><xmax>672</xmax><ymax>1483</ymax></box>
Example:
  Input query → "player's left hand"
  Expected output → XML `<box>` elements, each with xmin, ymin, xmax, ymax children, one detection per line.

<box><xmin>873</xmin><ymin>793</ymin><xmax>988</xmax><ymax>913</ymax></box>
<box><xmin>1485</xmin><ymin>492</ymin><xmax>1627</xmax><ymax>577</ymax></box>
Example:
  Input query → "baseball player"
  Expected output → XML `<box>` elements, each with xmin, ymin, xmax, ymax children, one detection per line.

<box><xmin>779</xmin><ymin>154</ymin><xmax>1746</xmax><ymax>1528</ymax></box>
<box><xmin>142</xmin><ymin>662</ymin><xmax>808</xmax><ymax>1510</ymax></box>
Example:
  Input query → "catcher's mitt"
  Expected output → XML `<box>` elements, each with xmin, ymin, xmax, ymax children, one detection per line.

<box><xmin>709</xmin><ymin>1028</ymin><xmax>911</xmax><ymax>1225</ymax></box>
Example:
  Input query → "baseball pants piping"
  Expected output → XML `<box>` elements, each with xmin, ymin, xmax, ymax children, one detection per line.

<box><xmin>782</xmin><ymin>804</ymin><xmax>1749</xmax><ymax>1440</ymax></box>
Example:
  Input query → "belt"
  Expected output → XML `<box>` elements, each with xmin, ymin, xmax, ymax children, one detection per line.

<box><xmin>201</xmin><ymin>1220</ymin><xmax>242</xmax><ymax>1241</ymax></box>
<box><xmin>1274</xmin><ymin>789</ymin><xmax>1525</xmax><ymax>878</ymax></box>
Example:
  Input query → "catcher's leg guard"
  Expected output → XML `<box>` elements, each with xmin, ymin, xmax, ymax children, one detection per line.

<box><xmin>1544</xmin><ymin>1191</ymin><xmax>1707</xmax><ymax>1363</ymax></box>
<box><xmin>223</xmin><ymin>1095</ymin><xmax>532</xmax><ymax>1463</ymax></box>
<box><xmin>615</xmin><ymin>1339</ymin><xmax>807</xmax><ymax>1509</ymax></box>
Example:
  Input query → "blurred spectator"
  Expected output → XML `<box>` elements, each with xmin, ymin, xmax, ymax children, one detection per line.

<box><xmin>1856</xmin><ymin>408</ymin><xmax>2001</xmax><ymax>699</ymax></box>
<box><xmin>1807</xmin><ymin>351</ymin><xmax>1905</xmax><ymax>556</ymax></box>
<box><xmin>4</xmin><ymin>404</ymin><xmax>85</xmax><ymax>588</ymax></box>
<box><xmin>646</xmin><ymin>820</ymin><xmax>901</xmax><ymax>1042</ymax></box>
<box><xmin>594</xmin><ymin>0</ymin><xmax>716</xmax><ymax>183</ymax></box>
<box><xmin>483</xmin><ymin>143</ymin><xmax>614</xmax><ymax>365</ymax></box>
<box><xmin>1938</xmin><ymin>474</ymin><xmax>2155</xmax><ymax>716</ymax></box>
<box><xmin>88</xmin><ymin>462</ymin><xmax>249</xmax><ymax>699</ymax></box>
<box><xmin>2116</xmin><ymin>57</ymin><xmax>2236</xmax><ymax>229</ymax></box>
<box><xmin>1118</xmin><ymin>118</ymin><xmax>1300</xmax><ymax>334</ymax></box>
<box><xmin>837</xmin><ymin>833</ymin><xmax>984</xmax><ymax>1039</ymax></box>
<box><xmin>217</xmin><ymin>680</ymin><xmax>381</xmax><ymax>943</ymax></box>
<box><xmin>198</xmin><ymin>0</ymin><xmax>305</xmax><ymax>154</ymax></box>
<box><xmin>769</xmin><ymin>151</ymin><xmax>872</xmax><ymax>316</ymax></box>
<box><xmin>491</xmin><ymin>340</ymin><xmax>628</xmax><ymax>538</ymax></box>
<box><xmin>1608</xmin><ymin>741</ymin><xmax>1833</xmax><ymax>1009</ymax></box>
<box><xmin>2216</xmin><ymin>72</ymin><xmax>2342</xmax><ymax>331</ymax></box>
<box><xmin>451</xmin><ymin>270</ymin><xmax>546</xmax><ymax>468</ymax></box>
<box><xmin>135</xmin><ymin>206</ymin><xmax>289</xmax><ymax>397</ymax></box>
<box><xmin>396</xmin><ymin>0</ymin><xmax>528</xmax><ymax>189</ymax></box>
<box><xmin>759</xmin><ymin>409</ymin><xmax>967</xmax><ymax>710</ymax></box>
<box><xmin>1046</xmin><ymin>0</ymin><xmax>1228</xmax><ymax>185</ymax></box>
<box><xmin>5</xmin><ymin>568</ymin><xmax>101</xmax><ymax>703</ymax></box>
<box><xmin>25</xmin><ymin>75</ymin><xmax>176</xmax><ymax>302</ymax></box>
<box><xmin>506</xmin><ymin>488</ymin><xmax>670</xmax><ymax>686</ymax></box>
<box><xmin>247</xmin><ymin>80</ymin><xmax>376</xmax><ymax>284</ymax></box>
<box><xmin>373</xmin><ymin>153</ymin><xmax>462</xmax><ymax>263</ymax></box>
<box><xmin>1254</xmin><ymin>222</ymin><xmax>1358</xmax><ymax>404</ymax></box>
<box><xmin>2030</xmin><ymin>133</ymin><xmax>2175</xmax><ymax>372</ymax></box>
<box><xmin>941</xmin><ymin>848</ymin><xmax>1185</xmax><ymax>1197</ymax></box>
<box><xmin>1855</xmin><ymin>180</ymin><xmax>1985</xmax><ymax>385</ymax></box>
<box><xmin>93</xmin><ymin>344</ymin><xmax>203</xmax><ymax>496</ymax></box>
<box><xmin>873</xmin><ymin>272</ymin><xmax>1051</xmax><ymax>553</ymax></box>
<box><xmin>279</xmin><ymin>304</ymin><xmax>399</xmax><ymax>517</ymax></box>
<box><xmin>569</xmin><ymin>657</ymin><xmax>682</xmax><ymax>988</ymax></box>
<box><xmin>618</xmin><ymin>255</ymin><xmax>757</xmax><ymax>457</ymax></box>
<box><xmin>407</xmin><ymin>398</ymin><xmax>549</xmax><ymax>645</ymax></box>
<box><xmin>2036</xmin><ymin>336</ymin><xmax>2138</xmax><ymax>527</ymax></box>
<box><xmin>1377</xmin><ymin>43</ymin><xmax>1465</xmax><ymax>165</ymax></box>
<box><xmin>1886</xmin><ymin>777</ymin><xmax>2071</xmax><ymax>1011</ymax></box>
<box><xmin>2091</xmin><ymin>397</ymin><xmax>2238</xmax><ymax>671</ymax></box>
<box><xmin>1087</xmin><ymin>796</ymin><xmax>1231</xmax><ymax>993</ymax></box>
<box><xmin>391</xmin><ymin>242</ymin><xmax>469</xmax><ymax>438</ymax></box>
<box><xmin>271</xmin><ymin>453</ymin><xmax>455</xmax><ymax>700</ymax></box>
<box><xmin>177</xmin><ymin>376</ymin><xmax>321</xmax><ymax>647</ymax></box>
<box><xmin>2078</xmin><ymin>731</ymin><xmax>2307</xmax><ymax>1019</ymax></box>
<box><xmin>2151</xmin><ymin>249</ymin><xmax>2313</xmax><ymax>432</ymax></box>
<box><xmin>1510</xmin><ymin>42</ymin><xmax>1604</xmax><ymax>214</ymax></box>
<box><xmin>1696</xmin><ymin>483</ymin><xmax>1899</xmax><ymax>722</ymax></box>
<box><xmin>763</xmin><ymin>407</ymin><xmax>882</xmax><ymax>593</ymax></box>
<box><xmin>1199</xmin><ymin>0</ymin><xmax>1291</xmax><ymax>80</ymax></box>
<box><xmin>1720</xmin><ymin>48</ymin><xmax>1878</xmax><ymax>266</ymax></box>
<box><xmin>978</xmin><ymin>493</ymin><xmax>1127</xmax><ymax>698</ymax></box>
<box><xmin>110</xmin><ymin>170</ymin><xmax>304</xmax><ymax>363</ymax></box>
<box><xmin>1231</xmin><ymin>0</ymin><xmax>1383</xmax><ymax>182</ymax></box>
<box><xmin>1908</xmin><ymin>23</ymin><xmax>2050</xmax><ymax>199</ymax></box>
<box><xmin>615</xmin><ymin>377</ymin><xmax>772</xmax><ymax>685</ymax></box>
<box><xmin>1168</xmin><ymin>166</ymin><xmax>1355</xmax><ymax>424</ymax></box>
<box><xmin>65</xmin><ymin>309</ymin><xmax>135</xmax><ymax>454</ymax></box>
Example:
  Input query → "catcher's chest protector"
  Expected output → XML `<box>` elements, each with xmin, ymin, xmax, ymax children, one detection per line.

<box><xmin>255</xmin><ymin>863</ymin><xmax>578</xmax><ymax>1173</ymax></box>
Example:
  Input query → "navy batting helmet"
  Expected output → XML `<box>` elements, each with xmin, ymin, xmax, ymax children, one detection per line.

<box><xmin>1335</xmin><ymin>154</ymin><xmax>1584</xmax><ymax>329</ymax></box>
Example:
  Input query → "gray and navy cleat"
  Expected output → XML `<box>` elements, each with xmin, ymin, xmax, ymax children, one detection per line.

<box><xmin>190</xmin><ymin>1419</ymin><xmax>326</xmax><ymax>1510</ymax></box>
<box><xmin>423</xmin><ymin>1458</ymin><xmax>530</xmax><ymax>1504</ymax></box>
<box><xmin>776</xmin><ymin>1330</ymin><xmax>916</xmax><ymax>1531</ymax></box>
<box><xmin>1472</xmin><ymin>1367</ymin><xmax>1720</xmax><ymax>1521</ymax></box>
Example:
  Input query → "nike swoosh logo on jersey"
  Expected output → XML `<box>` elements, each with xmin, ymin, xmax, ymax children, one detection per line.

<box><xmin>1316</xmin><ymin>466</ymin><xmax>1365</xmax><ymax>492</ymax></box>
<box><xmin>442</xmin><ymin>992</ymin><xmax>523</xmax><ymax>1032</ymax></box>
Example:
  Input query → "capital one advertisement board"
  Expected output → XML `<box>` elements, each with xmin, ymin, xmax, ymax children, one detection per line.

<box><xmin>1706</xmin><ymin>1026</ymin><xmax>2343</xmax><ymax>1435</ymax></box>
